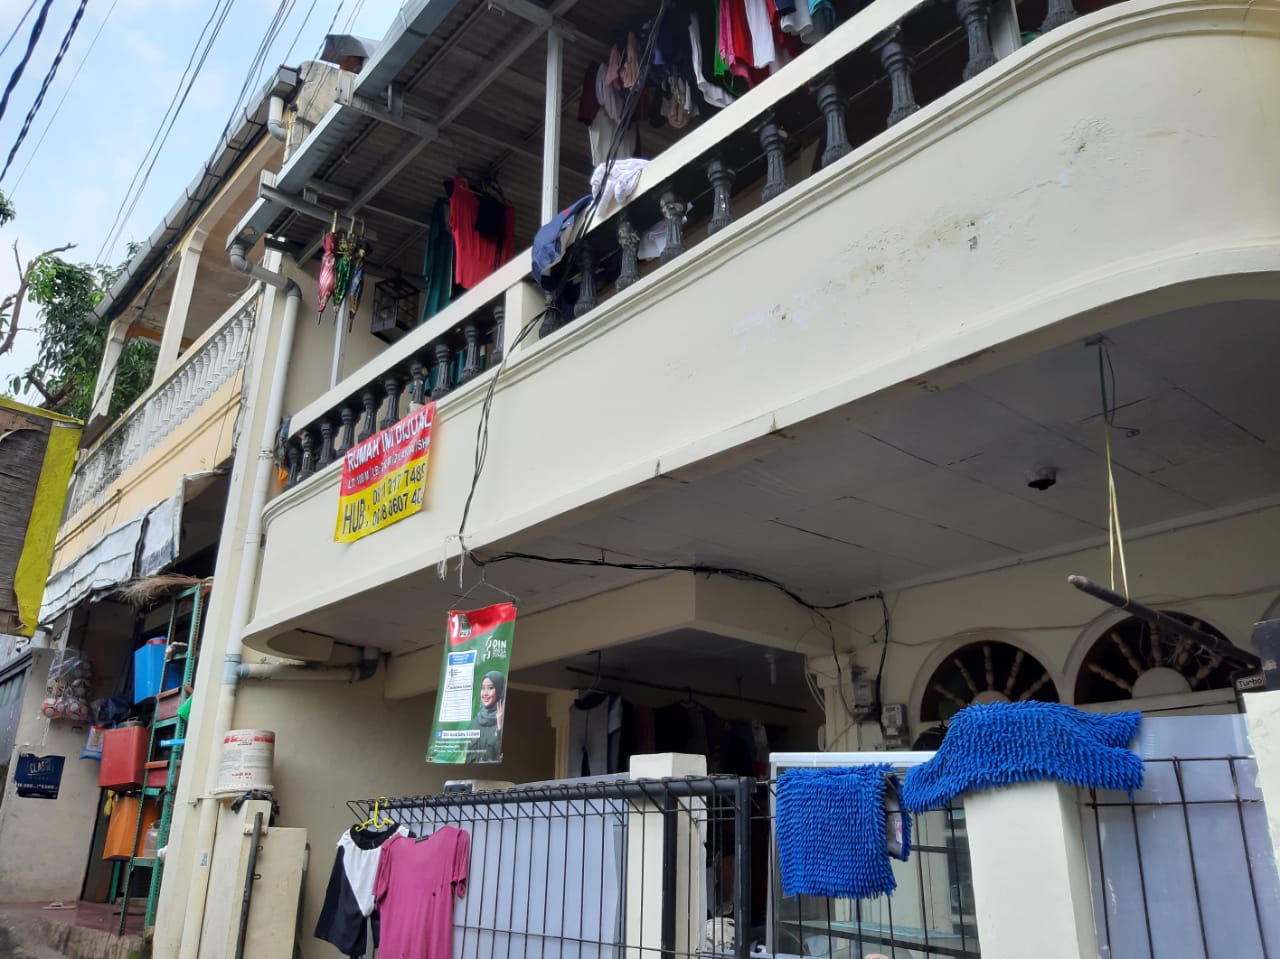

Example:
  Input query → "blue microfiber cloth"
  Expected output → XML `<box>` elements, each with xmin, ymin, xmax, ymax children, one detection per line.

<box><xmin>901</xmin><ymin>701</ymin><xmax>1144</xmax><ymax>812</ymax></box>
<box><xmin>776</xmin><ymin>764</ymin><xmax>911</xmax><ymax>900</ymax></box>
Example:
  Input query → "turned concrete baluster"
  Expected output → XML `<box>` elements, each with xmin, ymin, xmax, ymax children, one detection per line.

<box><xmin>617</xmin><ymin>215</ymin><xmax>641</xmax><ymax>291</ymax></box>
<box><xmin>431</xmin><ymin>342</ymin><xmax>453</xmax><ymax>400</ymax></box>
<box><xmin>659</xmin><ymin>190</ymin><xmax>685</xmax><ymax>265</ymax></box>
<box><xmin>380</xmin><ymin>374</ymin><xmax>402</xmax><ymax>430</ymax></box>
<box><xmin>1040</xmin><ymin>0</ymin><xmax>1078</xmax><ymax>33</ymax></box>
<box><xmin>337</xmin><ymin>404</ymin><xmax>357</xmax><ymax>455</ymax></box>
<box><xmin>490</xmin><ymin>303</ymin><xmax>506</xmax><ymax>365</ymax></box>
<box><xmin>298</xmin><ymin>428</ymin><xmax>316</xmax><ymax>482</ymax></box>
<box><xmin>957</xmin><ymin>0</ymin><xmax>997</xmax><ymax>80</ymax></box>
<box><xmin>317</xmin><ymin>416</ymin><xmax>336</xmax><ymax>469</ymax></box>
<box><xmin>540</xmin><ymin>289</ymin><xmax>562</xmax><ymax>339</ymax></box>
<box><xmin>574</xmin><ymin>243</ymin><xmax>597</xmax><ymax>318</ymax></box>
<box><xmin>357</xmin><ymin>388</ymin><xmax>378</xmax><ymax>443</ymax></box>
<box><xmin>707</xmin><ymin>158</ymin><xmax>736</xmax><ymax>236</ymax></box>
<box><xmin>286</xmin><ymin>440</ymin><xmax>302</xmax><ymax>488</ymax></box>
<box><xmin>460</xmin><ymin>322</ymin><xmax>483</xmax><ymax>382</ymax></box>
<box><xmin>875</xmin><ymin>27</ymin><xmax>920</xmax><ymax>127</ymax></box>
<box><xmin>759</xmin><ymin>117</ymin><xmax>790</xmax><ymax>203</ymax></box>
<box><xmin>409</xmin><ymin>359</ymin><xmax>427</xmax><ymax>408</ymax></box>
<box><xmin>816</xmin><ymin>74</ymin><xmax>851</xmax><ymax>168</ymax></box>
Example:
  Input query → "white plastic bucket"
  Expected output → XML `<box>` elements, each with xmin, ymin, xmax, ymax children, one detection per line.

<box><xmin>212</xmin><ymin>729</ymin><xmax>275</xmax><ymax>796</ymax></box>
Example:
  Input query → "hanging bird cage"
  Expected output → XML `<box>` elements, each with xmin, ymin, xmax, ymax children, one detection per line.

<box><xmin>370</xmin><ymin>276</ymin><xmax>421</xmax><ymax>343</ymax></box>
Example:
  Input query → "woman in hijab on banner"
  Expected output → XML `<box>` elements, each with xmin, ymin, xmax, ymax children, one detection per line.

<box><xmin>467</xmin><ymin>671</ymin><xmax>506</xmax><ymax>763</ymax></box>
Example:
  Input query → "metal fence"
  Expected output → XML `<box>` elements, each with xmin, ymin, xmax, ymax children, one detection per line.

<box><xmin>1081</xmin><ymin>755</ymin><xmax>1280</xmax><ymax>958</ymax></box>
<box><xmin>353</xmin><ymin>769</ymin><xmax>980</xmax><ymax>959</ymax></box>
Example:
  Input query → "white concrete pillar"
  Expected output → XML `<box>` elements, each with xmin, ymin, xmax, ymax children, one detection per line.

<box><xmin>156</xmin><ymin>230</ymin><xmax>208</xmax><ymax>379</ymax></box>
<box><xmin>503</xmin><ymin>280</ymin><xmax>547</xmax><ymax>357</ymax></box>
<box><xmin>88</xmin><ymin>318</ymin><xmax>130</xmax><ymax>423</ymax></box>
<box><xmin>545</xmin><ymin>689</ymin><xmax>576</xmax><ymax>780</ymax></box>
<box><xmin>963</xmin><ymin>781</ymin><xmax>1098</xmax><ymax>959</ymax></box>
<box><xmin>626</xmin><ymin>753</ymin><xmax>707</xmax><ymax>959</ymax></box>
<box><xmin>541</xmin><ymin>31</ymin><xmax>563</xmax><ymax>223</ymax></box>
<box><xmin>1245</xmin><ymin>689</ymin><xmax>1280</xmax><ymax>856</ymax></box>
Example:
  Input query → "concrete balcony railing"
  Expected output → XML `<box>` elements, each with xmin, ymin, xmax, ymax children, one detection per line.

<box><xmin>64</xmin><ymin>293</ymin><xmax>257</xmax><ymax>519</ymax></box>
<box><xmin>245</xmin><ymin>0</ymin><xmax>1280</xmax><ymax>653</ymax></box>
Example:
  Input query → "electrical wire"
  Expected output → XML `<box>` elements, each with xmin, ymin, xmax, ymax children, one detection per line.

<box><xmin>8</xmin><ymin>0</ymin><xmax>121</xmax><ymax>195</ymax></box>
<box><xmin>219</xmin><ymin>0</ymin><xmax>296</xmax><ymax>145</ymax></box>
<box><xmin>0</xmin><ymin>0</ymin><xmax>90</xmax><ymax>182</ymax></box>
<box><xmin>95</xmin><ymin>0</ymin><xmax>239</xmax><ymax>264</ymax></box>
<box><xmin>0</xmin><ymin>0</ymin><xmax>39</xmax><ymax>61</ymax></box>
<box><xmin>0</xmin><ymin>0</ymin><xmax>54</xmax><ymax>127</ymax></box>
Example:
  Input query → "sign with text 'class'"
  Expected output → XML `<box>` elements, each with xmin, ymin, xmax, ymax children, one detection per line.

<box><xmin>334</xmin><ymin>403</ymin><xmax>435</xmax><ymax>543</ymax></box>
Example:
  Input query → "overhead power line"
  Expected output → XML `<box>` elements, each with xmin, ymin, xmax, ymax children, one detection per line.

<box><xmin>0</xmin><ymin>0</ymin><xmax>40</xmax><ymax>61</ymax></box>
<box><xmin>0</xmin><ymin>0</ymin><xmax>54</xmax><ymax>127</ymax></box>
<box><xmin>9</xmin><ymin>0</ymin><xmax>121</xmax><ymax>194</ymax></box>
<box><xmin>1</xmin><ymin>0</ymin><xmax>91</xmax><ymax>182</ymax></box>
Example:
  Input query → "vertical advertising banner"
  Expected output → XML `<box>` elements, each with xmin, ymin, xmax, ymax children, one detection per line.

<box><xmin>334</xmin><ymin>403</ymin><xmax>435</xmax><ymax>543</ymax></box>
<box><xmin>427</xmin><ymin>603</ymin><xmax>516</xmax><ymax>765</ymax></box>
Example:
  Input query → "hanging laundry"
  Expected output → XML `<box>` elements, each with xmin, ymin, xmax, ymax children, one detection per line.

<box><xmin>605</xmin><ymin>43</ymin><xmax>623</xmax><ymax>87</ymax></box>
<box><xmin>532</xmin><ymin>194</ymin><xmax>593</xmax><ymax>291</ymax></box>
<box><xmin>421</xmin><ymin>198</ymin><xmax>454</xmax><ymax>322</ymax></box>
<box><xmin>780</xmin><ymin>1</ymin><xmax>816</xmax><ymax>42</ymax></box>
<box><xmin>743</xmin><ymin>0</ymin><xmax>780</xmax><ymax>69</ymax></box>
<box><xmin>346</xmin><ymin>240</ymin><xmax>368</xmax><ymax>322</ymax></box>
<box><xmin>690</xmin><ymin>11</ymin><xmax>736</xmax><ymax>108</ymax></box>
<box><xmin>317</xmin><ymin>230</ymin><xmax>337</xmax><ymax>321</ymax></box>
<box><xmin>373</xmin><ymin>828</ymin><xmax>470</xmax><ymax>958</ymax></box>
<box><xmin>776</xmin><ymin>765</ymin><xmax>912</xmax><ymax>900</ymax></box>
<box><xmin>901</xmin><ymin>702</ymin><xmax>1145</xmax><ymax>811</ymax></box>
<box><xmin>809</xmin><ymin>0</ymin><xmax>839</xmax><ymax>39</ymax></box>
<box><xmin>621</xmin><ymin>31</ymin><xmax>642</xmax><ymax>89</ymax></box>
<box><xmin>449</xmin><ymin>177</ymin><xmax>510</xmax><ymax>289</ymax></box>
<box><xmin>590</xmin><ymin>157</ymin><xmax>650</xmax><ymax>218</ymax></box>
<box><xmin>568</xmin><ymin>692</ymin><xmax>624</xmax><ymax>776</ymax></box>
<box><xmin>314</xmin><ymin>824</ymin><xmax>408</xmax><ymax>957</ymax></box>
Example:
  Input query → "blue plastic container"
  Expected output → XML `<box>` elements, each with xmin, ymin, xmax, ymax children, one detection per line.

<box><xmin>133</xmin><ymin>639</ymin><xmax>167</xmax><ymax>703</ymax></box>
<box><xmin>163</xmin><ymin>660</ymin><xmax>183</xmax><ymax>692</ymax></box>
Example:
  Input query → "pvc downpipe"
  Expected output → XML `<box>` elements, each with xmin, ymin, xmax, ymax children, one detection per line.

<box><xmin>267</xmin><ymin>95</ymin><xmax>287</xmax><ymax>142</ymax></box>
<box><xmin>177</xmin><ymin>257</ymin><xmax>300</xmax><ymax>959</ymax></box>
<box><xmin>237</xmin><ymin>659</ymin><xmax>376</xmax><ymax>682</ymax></box>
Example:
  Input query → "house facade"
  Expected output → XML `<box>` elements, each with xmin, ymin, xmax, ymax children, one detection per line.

<box><xmin>5</xmin><ymin>0</ymin><xmax>1280</xmax><ymax>954</ymax></box>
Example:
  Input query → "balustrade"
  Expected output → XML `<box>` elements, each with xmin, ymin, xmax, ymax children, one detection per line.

<box><xmin>64</xmin><ymin>300</ymin><xmax>257</xmax><ymax>518</ymax></box>
<box><xmin>276</xmin><ymin>0</ymin><xmax>1028</xmax><ymax>496</ymax></box>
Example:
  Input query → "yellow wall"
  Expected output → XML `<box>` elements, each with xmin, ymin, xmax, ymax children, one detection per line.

<box><xmin>49</xmin><ymin>376</ymin><xmax>243</xmax><ymax>579</ymax></box>
<box><xmin>230</xmin><ymin>674</ymin><xmax>555</xmax><ymax>959</ymax></box>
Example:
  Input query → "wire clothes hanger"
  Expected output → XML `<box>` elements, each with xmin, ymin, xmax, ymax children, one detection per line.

<box><xmin>458</xmin><ymin>565</ymin><xmax>521</xmax><ymax>607</ymax></box>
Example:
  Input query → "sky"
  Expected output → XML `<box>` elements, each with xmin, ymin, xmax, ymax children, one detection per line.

<box><xmin>0</xmin><ymin>0</ymin><xmax>400</xmax><ymax>401</ymax></box>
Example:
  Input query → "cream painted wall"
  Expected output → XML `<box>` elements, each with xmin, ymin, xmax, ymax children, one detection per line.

<box><xmin>0</xmin><ymin>605</ymin><xmax>136</xmax><ymax>902</ymax></box>
<box><xmin>816</xmin><ymin>505</ymin><xmax>1280</xmax><ymax>749</ymax></box>
<box><xmin>247</xmin><ymin>2</ymin><xmax>1280</xmax><ymax>649</ymax></box>
<box><xmin>229</xmin><ymin>674</ymin><xmax>555</xmax><ymax>959</ymax></box>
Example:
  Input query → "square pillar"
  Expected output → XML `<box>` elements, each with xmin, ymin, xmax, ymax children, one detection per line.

<box><xmin>88</xmin><ymin>318</ymin><xmax>130</xmax><ymax>423</ymax></box>
<box><xmin>502</xmin><ymin>280</ymin><xmax>547</xmax><ymax>358</ymax></box>
<box><xmin>626</xmin><ymin>753</ymin><xmax>707</xmax><ymax>959</ymax></box>
<box><xmin>963</xmin><ymin>781</ymin><xmax>1098</xmax><ymax>959</ymax></box>
<box><xmin>155</xmin><ymin>229</ymin><xmax>208</xmax><ymax>379</ymax></box>
<box><xmin>1245</xmin><ymin>689</ymin><xmax>1280</xmax><ymax>857</ymax></box>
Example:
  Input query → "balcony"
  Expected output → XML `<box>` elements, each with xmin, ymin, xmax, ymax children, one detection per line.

<box><xmin>243</xmin><ymin>0</ymin><xmax>1280</xmax><ymax>655</ymax></box>
<box><xmin>53</xmin><ymin>293</ymin><xmax>258</xmax><ymax>574</ymax></box>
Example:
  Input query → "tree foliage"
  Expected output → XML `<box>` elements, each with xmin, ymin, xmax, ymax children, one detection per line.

<box><xmin>0</xmin><ymin>188</ymin><xmax>155</xmax><ymax>422</ymax></box>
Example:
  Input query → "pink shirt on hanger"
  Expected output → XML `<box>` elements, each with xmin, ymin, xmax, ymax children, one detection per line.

<box><xmin>373</xmin><ymin>827</ymin><xmax>470</xmax><ymax>958</ymax></box>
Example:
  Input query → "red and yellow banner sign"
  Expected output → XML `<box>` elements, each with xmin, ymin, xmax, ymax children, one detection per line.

<box><xmin>334</xmin><ymin>403</ymin><xmax>435</xmax><ymax>543</ymax></box>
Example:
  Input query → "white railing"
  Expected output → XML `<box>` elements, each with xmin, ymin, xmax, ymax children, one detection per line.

<box><xmin>65</xmin><ymin>295</ymin><xmax>258</xmax><ymax>517</ymax></box>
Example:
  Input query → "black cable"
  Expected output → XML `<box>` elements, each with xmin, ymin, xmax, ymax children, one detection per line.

<box><xmin>0</xmin><ymin>0</ymin><xmax>39</xmax><ymax>61</ymax></box>
<box><xmin>456</xmin><ymin>0</ymin><xmax>672</xmax><ymax>552</ymax></box>
<box><xmin>9</xmin><ymin>0</ymin><xmax>120</xmax><ymax>194</ymax></box>
<box><xmin>0</xmin><ymin>0</ymin><xmax>54</xmax><ymax>127</ymax></box>
<box><xmin>96</xmin><ymin>0</ymin><xmax>237</xmax><ymax>263</ymax></box>
<box><xmin>1</xmin><ymin>0</ymin><xmax>90</xmax><ymax>182</ymax></box>
<box><xmin>219</xmin><ymin>0</ymin><xmax>295</xmax><ymax>145</ymax></box>
<box><xmin>872</xmin><ymin>591</ymin><xmax>891</xmax><ymax>724</ymax></box>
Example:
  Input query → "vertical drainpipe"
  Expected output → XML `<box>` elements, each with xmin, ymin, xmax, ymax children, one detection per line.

<box><xmin>176</xmin><ymin>244</ymin><xmax>301</xmax><ymax>959</ymax></box>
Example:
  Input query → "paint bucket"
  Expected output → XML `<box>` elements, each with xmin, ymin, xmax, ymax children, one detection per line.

<box><xmin>211</xmin><ymin>729</ymin><xmax>276</xmax><ymax>797</ymax></box>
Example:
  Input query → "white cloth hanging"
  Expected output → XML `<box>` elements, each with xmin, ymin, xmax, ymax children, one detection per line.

<box><xmin>690</xmin><ymin>12</ymin><xmax>736</xmax><ymax>109</ymax></box>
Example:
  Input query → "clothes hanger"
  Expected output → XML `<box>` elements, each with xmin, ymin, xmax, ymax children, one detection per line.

<box><xmin>354</xmin><ymin>796</ymin><xmax>396</xmax><ymax>832</ymax></box>
<box><xmin>458</xmin><ymin>565</ymin><xmax>521</xmax><ymax>607</ymax></box>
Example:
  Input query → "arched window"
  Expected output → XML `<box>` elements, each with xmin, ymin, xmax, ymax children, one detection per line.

<box><xmin>920</xmin><ymin>641</ymin><xmax>1058</xmax><ymax>723</ymax></box>
<box><xmin>1074</xmin><ymin>612</ymin><xmax>1238</xmax><ymax>704</ymax></box>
